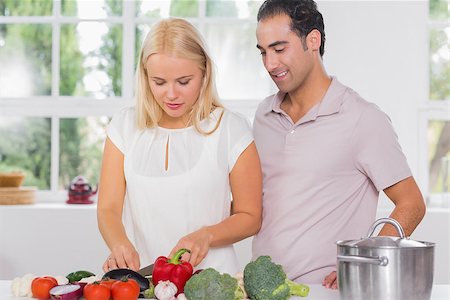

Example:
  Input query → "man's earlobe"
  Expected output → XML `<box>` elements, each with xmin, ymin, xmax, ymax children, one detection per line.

<box><xmin>309</xmin><ymin>30</ymin><xmax>321</xmax><ymax>51</ymax></box>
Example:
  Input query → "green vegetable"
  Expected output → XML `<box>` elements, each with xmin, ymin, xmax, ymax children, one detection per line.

<box><xmin>184</xmin><ymin>268</ymin><xmax>245</xmax><ymax>300</ymax></box>
<box><xmin>243</xmin><ymin>256</ymin><xmax>309</xmax><ymax>300</ymax></box>
<box><xmin>65</xmin><ymin>270</ymin><xmax>95</xmax><ymax>283</ymax></box>
<box><xmin>143</xmin><ymin>281</ymin><xmax>155</xmax><ymax>299</ymax></box>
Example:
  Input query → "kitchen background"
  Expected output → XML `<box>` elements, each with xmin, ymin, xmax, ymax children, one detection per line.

<box><xmin>0</xmin><ymin>0</ymin><xmax>449</xmax><ymax>284</ymax></box>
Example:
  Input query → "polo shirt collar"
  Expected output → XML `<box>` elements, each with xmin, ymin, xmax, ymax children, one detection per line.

<box><xmin>316</xmin><ymin>76</ymin><xmax>346</xmax><ymax>117</ymax></box>
<box><xmin>263</xmin><ymin>76</ymin><xmax>346</xmax><ymax>120</ymax></box>
<box><xmin>267</xmin><ymin>91</ymin><xmax>285</xmax><ymax>115</ymax></box>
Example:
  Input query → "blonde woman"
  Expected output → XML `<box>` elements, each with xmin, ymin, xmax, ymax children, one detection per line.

<box><xmin>97</xmin><ymin>18</ymin><xmax>262</xmax><ymax>276</ymax></box>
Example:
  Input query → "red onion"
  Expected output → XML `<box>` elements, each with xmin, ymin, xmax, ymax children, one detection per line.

<box><xmin>49</xmin><ymin>284</ymin><xmax>82</xmax><ymax>300</ymax></box>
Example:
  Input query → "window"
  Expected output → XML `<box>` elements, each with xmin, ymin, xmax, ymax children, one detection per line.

<box><xmin>5</xmin><ymin>1</ymin><xmax>444</xmax><ymax>205</ymax></box>
<box><xmin>422</xmin><ymin>0</ymin><xmax>449</xmax><ymax>206</ymax></box>
<box><xmin>0</xmin><ymin>0</ymin><xmax>273</xmax><ymax>201</ymax></box>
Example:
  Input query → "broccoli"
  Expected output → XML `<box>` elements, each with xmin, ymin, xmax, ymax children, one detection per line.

<box><xmin>243</xmin><ymin>256</ymin><xmax>309</xmax><ymax>300</ymax></box>
<box><xmin>184</xmin><ymin>268</ymin><xmax>245</xmax><ymax>300</ymax></box>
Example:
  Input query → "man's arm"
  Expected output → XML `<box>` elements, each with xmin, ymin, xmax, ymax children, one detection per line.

<box><xmin>379</xmin><ymin>176</ymin><xmax>426</xmax><ymax>236</ymax></box>
<box><xmin>323</xmin><ymin>176</ymin><xmax>426</xmax><ymax>289</ymax></box>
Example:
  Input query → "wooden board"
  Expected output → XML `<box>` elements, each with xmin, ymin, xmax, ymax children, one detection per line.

<box><xmin>0</xmin><ymin>187</ymin><xmax>37</xmax><ymax>205</ymax></box>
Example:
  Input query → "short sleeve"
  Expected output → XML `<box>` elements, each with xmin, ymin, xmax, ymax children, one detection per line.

<box><xmin>106</xmin><ymin>107</ymin><xmax>135</xmax><ymax>154</ymax></box>
<box><xmin>225</xmin><ymin>111</ymin><xmax>254</xmax><ymax>172</ymax></box>
<box><xmin>353</xmin><ymin>104</ymin><xmax>412</xmax><ymax>191</ymax></box>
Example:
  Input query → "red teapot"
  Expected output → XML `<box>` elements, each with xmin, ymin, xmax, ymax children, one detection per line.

<box><xmin>67</xmin><ymin>176</ymin><xmax>97</xmax><ymax>204</ymax></box>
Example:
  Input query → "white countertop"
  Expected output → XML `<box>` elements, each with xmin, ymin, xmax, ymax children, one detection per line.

<box><xmin>1</xmin><ymin>280</ymin><xmax>449</xmax><ymax>299</ymax></box>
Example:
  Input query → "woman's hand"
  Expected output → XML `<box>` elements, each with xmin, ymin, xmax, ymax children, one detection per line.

<box><xmin>169</xmin><ymin>227</ymin><xmax>213</xmax><ymax>267</ymax></box>
<box><xmin>102</xmin><ymin>244</ymin><xmax>140</xmax><ymax>272</ymax></box>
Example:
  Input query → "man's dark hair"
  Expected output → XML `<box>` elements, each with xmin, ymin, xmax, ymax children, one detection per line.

<box><xmin>257</xmin><ymin>0</ymin><xmax>326</xmax><ymax>57</ymax></box>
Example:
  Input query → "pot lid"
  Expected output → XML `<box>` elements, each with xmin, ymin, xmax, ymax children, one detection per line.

<box><xmin>345</xmin><ymin>236</ymin><xmax>427</xmax><ymax>248</ymax></box>
<box><xmin>339</xmin><ymin>217</ymin><xmax>429</xmax><ymax>248</ymax></box>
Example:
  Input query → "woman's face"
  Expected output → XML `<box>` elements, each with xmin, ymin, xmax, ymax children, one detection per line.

<box><xmin>146</xmin><ymin>53</ymin><xmax>204</xmax><ymax>128</ymax></box>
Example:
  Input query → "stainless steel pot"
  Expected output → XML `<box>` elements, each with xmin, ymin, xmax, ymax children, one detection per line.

<box><xmin>336</xmin><ymin>218</ymin><xmax>435</xmax><ymax>300</ymax></box>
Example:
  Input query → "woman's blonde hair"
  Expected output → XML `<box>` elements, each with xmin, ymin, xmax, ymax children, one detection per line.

<box><xmin>135</xmin><ymin>18</ymin><xmax>223</xmax><ymax>135</ymax></box>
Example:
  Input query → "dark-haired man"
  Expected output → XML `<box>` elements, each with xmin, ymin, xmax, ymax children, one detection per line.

<box><xmin>252</xmin><ymin>0</ymin><xmax>425</xmax><ymax>289</ymax></box>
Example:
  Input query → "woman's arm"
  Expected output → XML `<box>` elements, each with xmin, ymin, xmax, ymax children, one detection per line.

<box><xmin>97</xmin><ymin>137</ymin><xmax>140</xmax><ymax>271</ymax></box>
<box><xmin>211</xmin><ymin>141</ymin><xmax>263</xmax><ymax>244</ymax></box>
<box><xmin>169</xmin><ymin>142</ymin><xmax>263</xmax><ymax>267</ymax></box>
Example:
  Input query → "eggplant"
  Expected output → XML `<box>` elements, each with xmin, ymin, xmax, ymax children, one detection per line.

<box><xmin>102</xmin><ymin>268</ymin><xmax>150</xmax><ymax>292</ymax></box>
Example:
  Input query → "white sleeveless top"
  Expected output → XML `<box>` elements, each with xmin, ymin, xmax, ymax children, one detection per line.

<box><xmin>107</xmin><ymin>107</ymin><xmax>253</xmax><ymax>275</ymax></box>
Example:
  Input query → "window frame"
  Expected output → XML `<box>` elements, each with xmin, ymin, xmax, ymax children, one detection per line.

<box><xmin>0</xmin><ymin>0</ymin><xmax>262</xmax><ymax>202</ymax></box>
<box><xmin>419</xmin><ymin>8</ymin><xmax>450</xmax><ymax>206</ymax></box>
<box><xmin>3</xmin><ymin>1</ymin><xmax>446</xmax><ymax>204</ymax></box>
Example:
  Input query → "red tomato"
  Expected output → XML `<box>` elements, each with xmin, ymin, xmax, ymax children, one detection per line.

<box><xmin>31</xmin><ymin>277</ymin><xmax>58</xmax><ymax>300</ymax></box>
<box><xmin>111</xmin><ymin>279</ymin><xmax>140</xmax><ymax>300</ymax></box>
<box><xmin>99</xmin><ymin>278</ymin><xmax>118</xmax><ymax>290</ymax></box>
<box><xmin>42</xmin><ymin>276</ymin><xmax>58</xmax><ymax>285</ymax></box>
<box><xmin>84</xmin><ymin>282</ymin><xmax>111</xmax><ymax>300</ymax></box>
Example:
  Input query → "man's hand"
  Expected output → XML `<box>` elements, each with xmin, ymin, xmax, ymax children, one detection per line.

<box><xmin>322</xmin><ymin>271</ymin><xmax>338</xmax><ymax>289</ymax></box>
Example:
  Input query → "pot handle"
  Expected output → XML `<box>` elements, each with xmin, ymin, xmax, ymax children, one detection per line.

<box><xmin>337</xmin><ymin>255</ymin><xmax>389</xmax><ymax>266</ymax></box>
<box><xmin>366</xmin><ymin>217</ymin><xmax>405</xmax><ymax>238</ymax></box>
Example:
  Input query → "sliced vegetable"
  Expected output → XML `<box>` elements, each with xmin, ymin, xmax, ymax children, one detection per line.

<box><xmin>74</xmin><ymin>282</ymin><xmax>87</xmax><ymax>293</ymax></box>
<box><xmin>49</xmin><ymin>284</ymin><xmax>82</xmax><ymax>300</ymax></box>
<box><xmin>66</xmin><ymin>270</ymin><xmax>95</xmax><ymax>283</ymax></box>
<box><xmin>32</xmin><ymin>276</ymin><xmax>58</xmax><ymax>300</ymax></box>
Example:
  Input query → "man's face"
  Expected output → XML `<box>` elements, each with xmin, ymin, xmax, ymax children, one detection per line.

<box><xmin>256</xmin><ymin>13</ymin><xmax>313</xmax><ymax>94</ymax></box>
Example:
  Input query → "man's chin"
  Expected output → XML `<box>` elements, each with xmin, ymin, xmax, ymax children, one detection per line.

<box><xmin>272</xmin><ymin>80</ymin><xmax>292</xmax><ymax>93</ymax></box>
<box><xmin>275</xmin><ymin>85</ymin><xmax>291</xmax><ymax>94</ymax></box>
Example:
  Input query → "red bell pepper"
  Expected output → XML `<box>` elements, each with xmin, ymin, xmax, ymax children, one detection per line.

<box><xmin>152</xmin><ymin>248</ymin><xmax>193</xmax><ymax>295</ymax></box>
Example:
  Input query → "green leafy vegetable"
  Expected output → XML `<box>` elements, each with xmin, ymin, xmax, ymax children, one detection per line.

<box><xmin>243</xmin><ymin>256</ymin><xmax>309</xmax><ymax>300</ymax></box>
<box><xmin>184</xmin><ymin>268</ymin><xmax>244</xmax><ymax>300</ymax></box>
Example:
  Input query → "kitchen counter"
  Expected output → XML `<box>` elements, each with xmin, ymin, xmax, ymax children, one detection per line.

<box><xmin>1</xmin><ymin>281</ymin><xmax>449</xmax><ymax>299</ymax></box>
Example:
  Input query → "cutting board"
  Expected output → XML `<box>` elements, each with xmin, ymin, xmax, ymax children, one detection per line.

<box><xmin>0</xmin><ymin>186</ymin><xmax>37</xmax><ymax>205</ymax></box>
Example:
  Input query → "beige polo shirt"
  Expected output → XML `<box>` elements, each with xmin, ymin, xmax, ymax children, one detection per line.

<box><xmin>252</xmin><ymin>77</ymin><xmax>412</xmax><ymax>283</ymax></box>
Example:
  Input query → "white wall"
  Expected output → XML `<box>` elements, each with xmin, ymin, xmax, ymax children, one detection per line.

<box><xmin>319</xmin><ymin>0</ymin><xmax>427</xmax><ymax>177</ymax></box>
<box><xmin>0</xmin><ymin>205</ymin><xmax>108</xmax><ymax>279</ymax></box>
<box><xmin>1</xmin><ymin>0</ymin><xmax>449</xmax><ymax>285</ymax></box>
<box><xmin>0</xmin><ymin>205</ymin><xmax>448</xmax><ymax>284</ymax></box>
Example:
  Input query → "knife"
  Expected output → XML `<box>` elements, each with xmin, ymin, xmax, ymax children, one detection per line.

<box><xmin>137</xmin><ymin>263</ymin><xmax>154</xmax><ymax>277</ymax></box>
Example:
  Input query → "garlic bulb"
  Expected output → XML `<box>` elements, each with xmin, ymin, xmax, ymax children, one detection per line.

<box><xmin>154</xmin><ymin>280</ymin><xmax>177</xmax><ymax>300</ymax></box>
